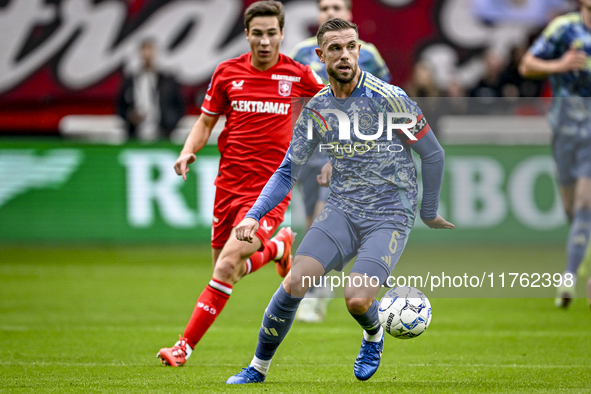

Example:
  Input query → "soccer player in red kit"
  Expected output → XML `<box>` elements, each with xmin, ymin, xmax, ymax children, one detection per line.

<box><xmin>157</xmin><ymin>1</ymin><xmax>325</xmax><ymax>367</ymax></box>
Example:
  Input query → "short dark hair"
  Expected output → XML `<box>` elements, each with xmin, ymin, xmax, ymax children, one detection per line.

<box><xmin>317</xmin><ymin>0</ymin><xmax>352</xmax><ymax>11</ymax></box>
<box><xmin>244</xmin><ymin>1</ymin><xmax>285</xmax><ymax>31</ymax></box>
<box><xmin>316</xmin><ymin>18</ymin><xmax>358</xmax><ymax>47</ymax></box>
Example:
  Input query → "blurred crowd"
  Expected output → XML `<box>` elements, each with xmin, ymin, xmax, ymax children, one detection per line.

<box><xmin>407</xmin><ymin>0</ymin><xmax>580</xmax><ymax>102</ymax></box>
<box><xmin>116</xmin><ymin>0</ymin><xmax>582</xmax><ymax>142</ymax></box>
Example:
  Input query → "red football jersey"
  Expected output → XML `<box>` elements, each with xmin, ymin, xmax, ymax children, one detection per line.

<box><xmin>201</xmin><ymin>53</ymin><xmax>325</xmax><ymax>194</ymax></box>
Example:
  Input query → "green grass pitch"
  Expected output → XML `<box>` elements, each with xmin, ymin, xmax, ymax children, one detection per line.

<box><xmin>1</xmin><ymin>244</ymin><xmax>590</xmax><ymax>393</ymax></box>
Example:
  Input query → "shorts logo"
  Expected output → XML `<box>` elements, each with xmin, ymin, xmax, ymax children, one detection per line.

<box><xmin>314</xmin><ymin>208</ymin><xmax>331</xmax><ymax>223</ymax></box>
<box><xmin>278</xmin><ymin>80</ymin><xmax>292</xmax><ymax>97</ymax></box>
<box><xmin>262</xmin><ymin>220</ymin><xmax>273</xmax><ymax>232</ymax></box>
<box><xmin>213</xmin><ymin>215</ymin><xmax>219</xmax><ymax>223</ymax></box>
<box><xmin>231</xmin><ymin>80</ymin><xmax>244</xmax><ymax>90</ymax></box>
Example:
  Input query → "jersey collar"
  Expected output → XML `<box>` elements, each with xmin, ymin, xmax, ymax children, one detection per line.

<box><xmin>328</xmin><ymin>71</ymin><xmax>366</xmax><ymax>110</ymax></box>
<box><xmin>247</xmin><ymin>52</ymin><xmax>284</xmax><ymax>73</ymax></box>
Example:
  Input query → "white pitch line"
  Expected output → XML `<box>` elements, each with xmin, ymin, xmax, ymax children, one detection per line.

<box><xmin>0</xmin><ymin>361</ymin><xmax>589</xmax><ymax>369</ymax></box>
<box><xmin>2</xmin><ymin>325</ymin><xmax>589</xmax><ymax>338</ymax></box>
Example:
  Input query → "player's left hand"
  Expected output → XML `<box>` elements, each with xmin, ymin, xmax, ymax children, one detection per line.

<box><xmin>422</xmin><ymin>213</ymin><xmax>455</xmax><ymax>229</ymax></box>
<box><xmin>235</xmin><ymin>218</ymin><xmax>259</xmax><ymax>243</ymax></box>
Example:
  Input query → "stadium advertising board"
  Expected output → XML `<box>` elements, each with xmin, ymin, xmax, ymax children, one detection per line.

<box><xmin>0</xmin><ymin>0</ymin><xmax>550</xmax><ymax>132</ymax></box>
<box><xmin>0</xmin><ymin>141</ymin><xmax>566</xmax><ymax>243</ymax></box>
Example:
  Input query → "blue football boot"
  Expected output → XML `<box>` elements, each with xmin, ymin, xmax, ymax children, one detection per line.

<box><xmin>226</xmin><ymin>365</ymin><xmax>266</xmax><ymax>384</ymax></box>
<box><xmin>353</xmin><ymin>330</ymin><xmax>384</xmax><ymax>381</ymax></box>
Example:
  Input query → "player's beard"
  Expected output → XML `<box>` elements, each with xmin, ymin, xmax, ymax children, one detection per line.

<box><xmin>327</xmin><ymin>63</ymin><xmax>358</xmax><ymax>84</ymax></box>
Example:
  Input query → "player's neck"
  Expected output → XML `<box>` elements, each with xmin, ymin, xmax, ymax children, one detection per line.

<box><xmin>329</xmin><ymin>69</ymin><xmax>362</xmax><ymax>98</ymax></box>
<box><xmin>250</xmin><ymin>53</ymin><xmax>280</xmax><ymax>72</ymax></box>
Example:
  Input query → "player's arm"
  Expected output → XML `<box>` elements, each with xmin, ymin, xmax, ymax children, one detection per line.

<box><xmin>174</xmin><ymin>113</ymin><xmax>220</xmax><ymax>181</ymax></box>
<box><xmin>410</xmin><ymin>131</ymin><xmax>454</xmax><ymax>230</ymax></box>
<box><xmin>519</xmin><ymin>15</ymin><xmax>587</xmax><ymax>79</ymax></box>
<box><xmin>235</xmin><ymin>147</ymin><xmax>301</xmax><ymax>242</ymax></box>
<box><xmin>360</xmin><ymin>42</ymin><xmax>391</xmax><ymax>83</ymax></box>
<box><xmin>390</xmin><ymin>92</ymin><xmax>452</xmax><ymax>229</ymax></box>
<box><xmin>237</xmin><ymin>104</ymin><xmax>322</xmax><ymax>242</ymax></box>
<box><xmin>519</xmin><ymin>49</ymin><xmax>587</xmax><ymax>78</ymax></box>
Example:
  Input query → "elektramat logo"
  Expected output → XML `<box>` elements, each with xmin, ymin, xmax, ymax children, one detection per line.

<box><xmin>306</xmin><ymin>108</ymin><xmax>417</xmax><ymax>154</ymax></box>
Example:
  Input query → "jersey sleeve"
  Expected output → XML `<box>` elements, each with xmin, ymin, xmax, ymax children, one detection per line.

<box><xmin>382</xmin><ymin>87</ymin><xmax>431</xmax><ymax>145</ymax></box>
<box><xmin>359</xmin><ymin>43</ymin><xmax>391</xmax><ymax>83</ymax></box>
<box><xmin>290</xmin><ymin>100</ymin><xmax>324</xmax><ymax>166</ymax></box>
<box><xmin>290</xmin><ymin>45</ymin><xmax>306</xmax><ymax>63</ymax></box>
<box><xmin>245</xmin><ymin>146</ymin><xmax>296</xmax><ymax>221</ymax></box>
<box><xmin>300</xmin><ymin>66</ymin><xmax>326</xmax><ymax>97</ymax></box>
<box><xmin>411</xmin><ymin>129</ymin><xmax>445</xmax><ymax>221</ymax></box>
<box><xmin>200</xmin><ymin>64</ymin><xmax>228</xmax><ymax>116</ymax></box>
<box><xmin>244</xmin><ymin>99</ymin><xmax>327</xmax><ymax>221</ymax></box>
<box><xmin>529</xmin><ymin>16</ymin><xmax>569</xmax><ymax>60</ymax></box>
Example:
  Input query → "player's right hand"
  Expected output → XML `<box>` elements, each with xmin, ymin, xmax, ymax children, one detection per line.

<box><xmin>422</xmin><ymin>213</ymin><xmax>455</xmax><ymax>229</ymax></box>
<box><xmin>235</xmin><ymin>218</ymin><xmax>259</xmax><ymax>243</ymax></box>
<box><xmin>558</xmin><ymin>48</ymin><xmax>588</xmax><ymax>72</ymax></box>
<box><xmin>174</xmin><ymin>152</ymin><xmax>197</xmax><ymax>181</ymax></box>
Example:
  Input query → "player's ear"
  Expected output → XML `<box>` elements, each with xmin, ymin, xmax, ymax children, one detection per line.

<box><xmin>280</xmin><ymin>28</ymin><xmax>284</xmax><ymax>42</ymax></box>
<box><xmin>244</xmin><ymin>28</ymin><xmax>248</xmax><ymax>39</ymax></box>
<box><xmin>315</xmin><ymin>48</ymin><xmax>324</xmax><ymax>63</ymax></box>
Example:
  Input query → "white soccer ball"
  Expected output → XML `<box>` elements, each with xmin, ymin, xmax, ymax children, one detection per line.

<box><xmin>378</xmin><ymin>286</ymin><xmax>432</xmax><ymax>339</ymax></box>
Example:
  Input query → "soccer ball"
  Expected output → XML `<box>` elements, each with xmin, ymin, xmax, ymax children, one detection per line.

<box><xmin>378</xmin><ymin>286</ymin><xmax>431</xmax><ymax>339</ymax></box>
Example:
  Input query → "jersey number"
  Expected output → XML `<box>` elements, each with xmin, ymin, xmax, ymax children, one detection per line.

<box><xmin>389</xmin><ymin>231</ymin><xmax>400</xmax><ymax>254</ymax></box>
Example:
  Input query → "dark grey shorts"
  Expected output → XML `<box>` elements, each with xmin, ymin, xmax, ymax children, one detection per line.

<box><xmin>552</xmin><ymin>133</ymin><xmax>591</xmax><ymax>186</ymax></box>
<box><xmin>295</xmin><ymin>203</ymin><xmax>412</xmax><ymax>285</ymax></box>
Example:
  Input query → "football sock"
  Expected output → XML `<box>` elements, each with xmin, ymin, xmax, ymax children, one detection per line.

<box><xmin>349</xmin><ymin>299</ymin><xmax>381</xmax><ymax>336</ymax></box>
<box><xmin>250</xmin><ymin>355</ymin><xmax>271</xmax><ymax>375</ymax></box>
<box><xmin>364</xmin><ymin>326</ymin><xmax>384</xmax><ymax>342</ymax></box>
<box><xmin>245</xmin><ymin>239</ymin><xmax>279</xmax><ymax>275</ymax></box>
<box><xmin>566</xmin><ymin>209</ymin><xmax>591</xmax><ymax>275</ymax></box>
<box><xmin>183</xmin><ymin>278</ymin><xmax>232</xmax><ymax>349</ymax></box>
<box><xmin>272</xmin><ymin>238</ymin><xmax>284</xmax><ymax>260</ymax></box>
<box><xmin>173</xmin><ymin>338</ymin><xmax>193</xmax><ymax>358</ymax></box>
<box><xmin>255</xmin><ymin>285</ymin><xmax>302</xmax><ymax>361</ymax></box>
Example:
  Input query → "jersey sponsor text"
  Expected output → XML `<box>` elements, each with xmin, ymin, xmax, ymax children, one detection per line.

<box><xmin>230</xmin><ymin>100</ymin><xmax>291</xmax><ymax>115</ymax></box>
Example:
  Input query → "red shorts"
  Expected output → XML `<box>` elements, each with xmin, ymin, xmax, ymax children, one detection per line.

<box><xmin>211</xmin><ymin>187</ymin><xmax>290</xmax><ymax>249</ymax></box>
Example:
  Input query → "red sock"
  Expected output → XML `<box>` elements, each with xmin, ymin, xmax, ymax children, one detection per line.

<box><xmin>183</xmin><ymin>278</ymin><xmax>232</xmax><ymax>348</ymax></box>
<box><xmin>245</xmin><ymin>238</ymin><xmax>279</xmax><ymax>275</ymax></box>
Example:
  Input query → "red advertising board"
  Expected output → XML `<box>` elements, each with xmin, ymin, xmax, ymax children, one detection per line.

<box><xmin>0</xmin><ymin>0</ymin><xmax>555</xmax><ymax>133</ymax></box>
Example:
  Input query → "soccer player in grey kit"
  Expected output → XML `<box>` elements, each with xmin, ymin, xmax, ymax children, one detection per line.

<box><xmin>520</xmin><ymin>1</ymin><xmax>591</xmax><ymax>308</ymax></box>
<box><xmin>227</xmin><ymin>18</ymin><xmax>454</xmax><ymax>384</ymax></box>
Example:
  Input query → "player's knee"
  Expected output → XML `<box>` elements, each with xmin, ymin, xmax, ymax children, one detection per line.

<box><xmin>345</xmin><ymin>297</ymin><xmax>373</xmax><ymax>315</ymax></box>
<box><xmin>285</xmin><ymin>270</ymin><xmax>308</xmax><ymax>297</ymax></box>
<box><xmin>574</xmin><ymin>196</ymin><xmax>591</xmax><ymax>211</ymax></box>
<box><xmin>213</xmin><ymin>256</ymin><xmax>241</xmax><ymax>283</ymax></box>
<box><xmin>573</xmin><ymin>178</ymin><xmax>591</xmax><ymax>211</ymax></box>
